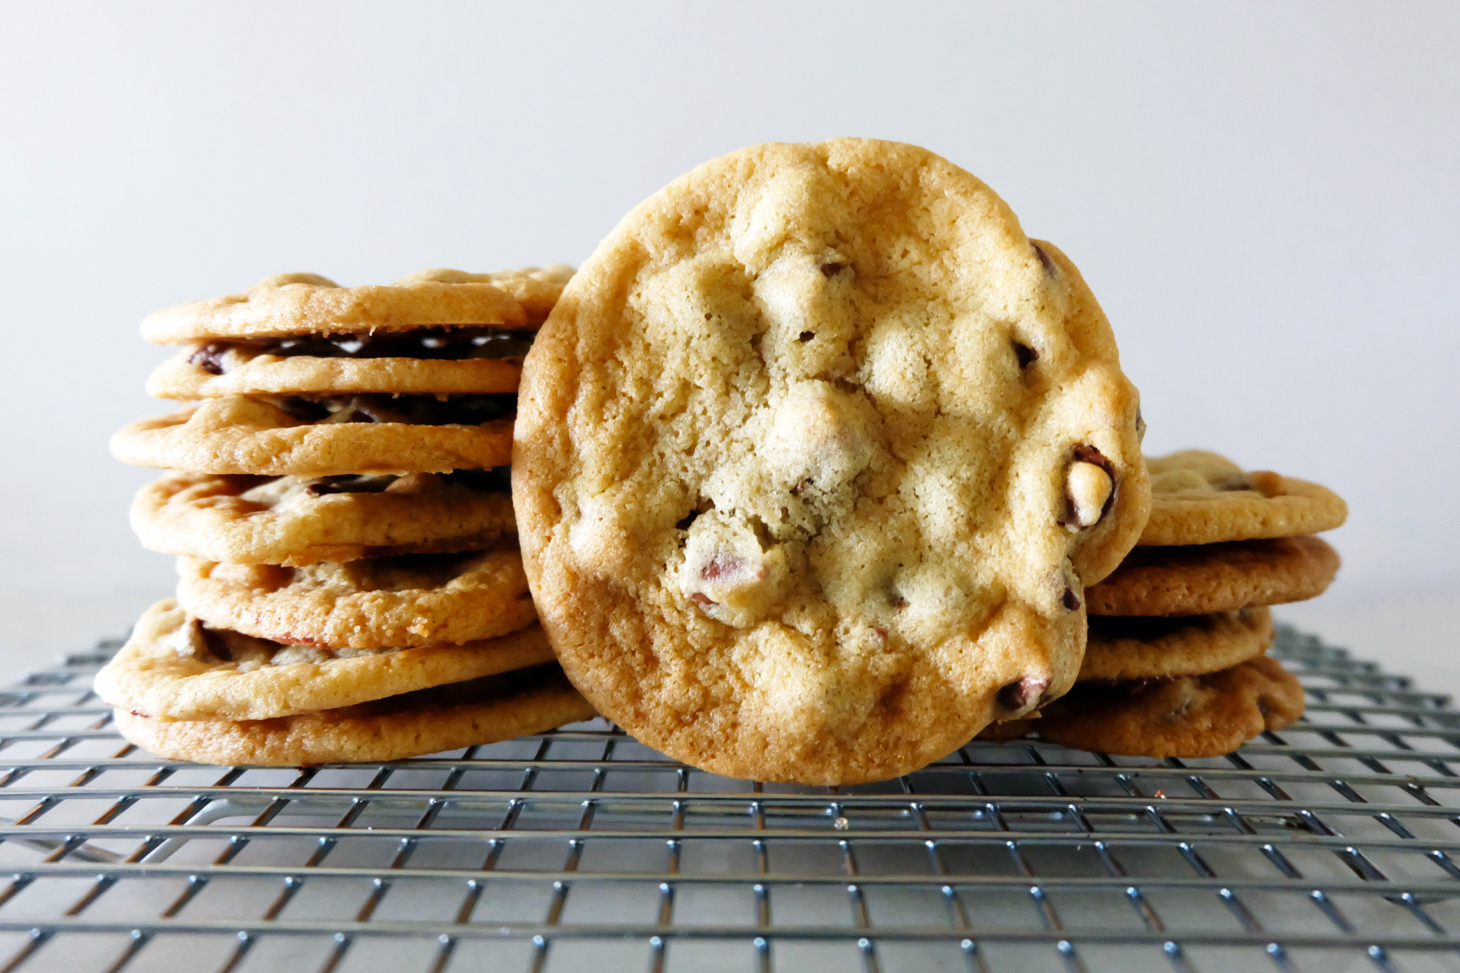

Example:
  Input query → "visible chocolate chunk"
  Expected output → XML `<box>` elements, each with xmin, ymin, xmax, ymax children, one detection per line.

<box><xmin>198</xmin><ymin>622</ymin><xmax>232</xmax><ymax>662</ymax></box>
<box><xmin>888</xmin><ymin>593</ymin><xmax>908</xmax><ymax>610</ymax></box>
<box><xmin>188</xmin><ymin>343</ymin><xmax>229</xmax><ymax>375</ymax></box>
<box><xmin>690</xmin><ymin>592</ymin><xmax>715</xmax><ymax>606</ymax></box>
<box><xmin>1061</xmin><ymin>585</ymin><xmax>1081</xmax><ymax>611</ymax></box>
<box><xmin>998</xmin><ymin>675</ymin><xmax>1051</xmax><ymax>712</ymax></box>
<box><xmin>701</xmin><ymin>556</ymin><xmax>737</xmax><ymax>581</ymax></box>
<box><xmin>442</xmin><ymin>467</ymin><xmax>513</xmax><ymax>492</ymax></box>
<box><xmin>798</xmin><ymin>331</ymin><xmax>815</xmax><ymax>343</ymax></box>
<box><xmin>214</xmin><ymin>326</ymin><xmax>537</xmax><ymax>362</ymax></box>
<box><xmin>304</xmin><ymin>474</ymin><xmax>397</xmax><ymax>497</ymax></box>
<box><xmin>1032</xmin><ymin>242</ymin><xmax>1056</xmax><ymax>276</ymax></box>
<box><xmin>273</xmin><ymin>393</ymin><xmax>517</xmax><ymax>427</ymax></box>
<box><xmin>1071</xmin><ymin>444</ymin><xmax>1114</xmax><ymax>474</ymax></box>
<box><xmin>274</xmin><ymin>397</ymin><xmax>331</xmax><ymax>423</ymax></box>
<box><xmin>820</xmin><ymin>262</ymin><xmax>845</xmax><ymax>277</ymax></box>
<box><xmin>1013</xmin><ymin>341</ymin><xmax>1038</xmax><ymax>368</ymax></box>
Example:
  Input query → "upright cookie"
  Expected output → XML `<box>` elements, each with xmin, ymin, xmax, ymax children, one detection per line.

<box><xmin>175</xmin><ymin>549</ymin><xmax>536</xmax><ymax>649</ymax></box>
<box><xmin>132</xmin><ymin>470</ymin><xmax>516</xmax><ymax>566</ymax></box>
<box><xmin>1086</xmin><ymin>536</ymin><xmax>1340</xmax><ymax>616</ymax></box>
<box><xmin>1142</xmin><ymin>450</ymin><xmax>1346</xmax><ymax>546</ymax></box>
<box><xmin>1036</xmin><ymin>656</ymin><xmax>1305</xmax><ymax>758</ymax></box>
<box><xmin>94</xmin><ymin>600</ymin><xmax>556</xmax><ymax>721</ymax></box>
<box><xmin>514</xmin><ymin>139</ymin><xmax>1149</xmax><ymax>784</ymax></box>
<box><xmin>113</xmin><ymin>664</ymin><xmax>597</xmax><ymax>766</ymax></box>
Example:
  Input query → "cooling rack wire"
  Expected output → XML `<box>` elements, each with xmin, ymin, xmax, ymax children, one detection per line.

<box><xmin>0</xmin><ymin>626</ymin><xmax>1454</xmax><ymax>973</ymax></box>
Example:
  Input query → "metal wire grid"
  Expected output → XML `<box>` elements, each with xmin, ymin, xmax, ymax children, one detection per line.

<box><xmin>0</xmin><ymin>627</ymin><xmax>1455</xmax><ymax>973</ymax></box>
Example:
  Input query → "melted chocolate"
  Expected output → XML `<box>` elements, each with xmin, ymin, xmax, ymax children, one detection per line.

<box><xmin>273</xmin><ymin>393</ymin><xmax>516</xmax><ymax>426</ymax></box>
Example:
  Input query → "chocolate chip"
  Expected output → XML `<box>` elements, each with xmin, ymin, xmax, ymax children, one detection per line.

<box><xmin>304</xmin><ymin>474</ymin><xmax>397</xmax><ymax>497</ymax></box>
<box><xmin>798</xmin><ymin>331</ymin><xmax>815</xmax><ymax>343</ymax></box>
<box><xmin>197</xmin><ymin>623</ymin><xmax>231</xmax><ymax>662</ymax></box>
<box><xmin>676</xmin><ymin>509</ymin><xmax>701</xmax><ymax>531</ymax></box>
<box><xmin>820</xmin><ymin>262</ymin><xmax>845</xmax><ymax>277</ymax></box>
<box><xmin>275</xmin><ymin>394</ymin><xmax>517</xmax><ymax>427</ymax></box>
<box><xmin>889</xmin><ymin>593</ymin><xmax>908</xmax><ymax>610</ymax></box>
<box><xmin>443</xmin><ymin>467</ymin><xmax>512</xmax><ymax>492</ymax></box>
<box><xmin>222</xmin><ymin>326</ymin><xmax>535</xmax><ymax>361</ymax></box>
<box><xmin>1135</xmin><ymin>407</ymin><xmax>1147</xmax><ymax>442</ymax></box>
<box><xmin>790</xmin><ymin>478</ymin><xmax>813</xmax><ymax>496</ymax></box>
<box><xmin>1032</xmin><ymin>242</ymin><xmax>1056</xmax><ymax>276</ymax></box>
<box><xmin>998</xmin><ymin>675</ymin><xmax>1051</xmax><ymax>712</ymax></box>
<box><xmin>1062</xmin><ymin>585</ymin><xmax>1081</xmax><ymax>611</ymax></box>
<box><xmin>690</xmin><ymin>592</ymin><xmax>716</xmax><ymax>606</ymax></box>
<box><xmin>188</xmin><ymin>343</ymin><xmax>229</xmax><ymax>375</ymax></box>
<box><xmin>275</xmin><ymin>397</ymin><xmax>331</xmax><ymax>423</ymax></box>
<box><xmin>1071</xmin><ymin>444</ymin><xmax>1112</xmax><ymax>471</ymax></box>
<box><xmin>1013</xmin><ymin>341</ymin><xmax>1038</xmax><ymax>368</ymax></box>
<box><xmin>700</xmin><ymin>556</ymin><xmax>740</xmax><ymax>581</ymax></box>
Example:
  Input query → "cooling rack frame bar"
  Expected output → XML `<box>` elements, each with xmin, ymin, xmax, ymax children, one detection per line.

<box><xmin>0</xmin><ymin>626</ymin><xmax>1454</xmax><ymax>973</ymax></box>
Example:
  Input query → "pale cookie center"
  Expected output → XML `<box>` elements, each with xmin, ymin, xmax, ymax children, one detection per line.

<box><xmin>678</xmin><ymin>511</ymin><xmax>789</xmax><ymax>628</ymax></box>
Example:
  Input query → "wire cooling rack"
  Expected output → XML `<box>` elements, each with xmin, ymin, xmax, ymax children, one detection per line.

<box><xmin>0</xmin><ymin>627</ymin><xmax>1456</xmax><ymax>973</ymax></box>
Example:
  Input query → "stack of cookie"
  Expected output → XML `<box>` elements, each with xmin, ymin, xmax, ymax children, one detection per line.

<box><xmin>999</xmin><ymin>450</ymin><xmax>1347</xmax><ymax>757</ymax></box>
<box><xmin>97</xmin><ymin>269</ymin><xmax>595</xmax><ymax>765</ymax></box>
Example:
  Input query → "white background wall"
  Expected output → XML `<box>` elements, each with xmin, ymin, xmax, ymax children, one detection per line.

<box><xmin>1</xmin><ymin>2</ymin><xmax>1457</xmax><ymax>687</ymax></box>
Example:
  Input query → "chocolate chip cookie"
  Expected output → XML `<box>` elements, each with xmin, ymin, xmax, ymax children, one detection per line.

<box><xmin>1034</xmin><ymin>655</ymin><xmax>1305</xmax><ymax>758</ymax></box>
<box><xmin>132</xmin><ymin>469</ymin><xmax>516</xmax><ymax>566</ymax></box>
<box><xmin>1080</xmin><ymin>607</ymin><xmax>1273</xmax><ymax>682</ymax></box>
<box><xmin>112</xmin><ymin>663</ymin><xmax>596</xmax><ymax>766</ymax></box>
<box><xmin>1086</xmin><ymin>536</ymin><xmax>1340</xmax><ymax>616</ymax></box>
<box><xmin>94</xmin><ymin>600</ymin><xmax>556</xmax><ymax>721</ymax></box>
<box><xmin>175</xmin><ymin>549</ymin><xmax>536</xmax><ymax>649</ymax></box>
<box><xmin>111</xmin><ymin>396</ymin><xmax>514</xmax><ymax>476</ymax></box>
<box><xmin>141</xmin><ymin>267</ymin><xmax>572</xmax><ymax>343</ymax></box>
<box><xmin>1142</xmin><ymin>450</ymin><xmax>1346</xmax><ymax>546</ymax></box>
<box><xmin>514</xmin><ymin>138</ymin><xmax>1149</xmax><ymax>784</ymax></box>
